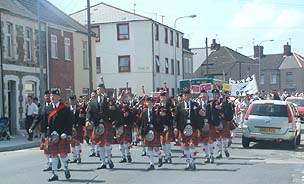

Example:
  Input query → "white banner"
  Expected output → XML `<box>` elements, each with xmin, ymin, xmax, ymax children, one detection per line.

<box><xmin>229</xmin><ymin>75</ymin><xmax>258</xmax><ymax>96</ymax></box>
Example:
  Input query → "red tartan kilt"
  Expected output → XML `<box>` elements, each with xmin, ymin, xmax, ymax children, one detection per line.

<box><xmin>144</xmin><ymin>131</ymin><xmax>161</xmax><ymax>147</ymax></box>
<box><xmin>222</xmin><ymin>121</ymin><xmax>231</xmax><ymax>138</ymax></box>
<box><xmin>160</xmin><ymin>129</ymin><xmax>174</xmax><ymax>144</ymax></box>
<box><xmin>74</xmin><ymin>126</ymin><xmax>84</xmax><ymax>143</ymax></box>
<box><xmin>85</xmin><ymin>128</ymin><xmax>93</xmax><ymax>138</ymax></box>
<box><xmin>200</xmin><ymin>130</ymin><xmax>210</xmax><ymax>143</ymax></box>
<box><xmin>98</xmin><ymin>123</ymin><xmax>114</xmax><ymax>146</ymax></box>
<box><xmin>116</xmin><ymin>126</ymin><xmax>132</xmax><ymax>144</ymax></box>
<box><xmin>46</xmin><ymin>139</ymin><xmax>71</xmax><ymax>156</ymax></box>
<box><xmin>209</xmin><ymin>125</ymin><xmax>222</xmax><ymax>140</ymax></box>
<box><xmin>179</xmin><ymin>130</ymin><xmax>199</xmax><ymax>147</ymax></box>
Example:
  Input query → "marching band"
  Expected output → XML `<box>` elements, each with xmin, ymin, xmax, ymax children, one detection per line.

<box><xmin>37</xmin><ymin>84</ymin><xmax>237</xmax><ymax>182</ymax></box>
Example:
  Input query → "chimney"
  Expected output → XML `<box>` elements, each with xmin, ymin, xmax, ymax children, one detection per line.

<box><xmin>182</xmin><ymin>38</ymin><xmax>190</xmax><ymax>51</ymax></box>
<box><xmin>254</xmin><ymin>45</ymin><xmax>264</xmax><ymax>58</ymax></box>
<box><xmin>211</xmin><ymin>39</ymin><xmax>220</xmax><ymax>50</ymax></box>
<box><xmin>283</xmin><ymin>42</ymin><xmax>292</xmax><ymax>56</ymax></box>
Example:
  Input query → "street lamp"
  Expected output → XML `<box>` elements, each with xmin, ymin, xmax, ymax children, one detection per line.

<box><xmin>174</xmin><ymin>14</ymin><xmax>197</xmax><ymax>95</ymax></box>
<box><xmin>258</xmin><ymin>39</ymin><xmax>274</xmax><ymax>86</ymax></box>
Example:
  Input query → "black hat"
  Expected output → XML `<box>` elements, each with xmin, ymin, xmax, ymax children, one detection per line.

<box><xmin>212</xmin><ymin>89</ymin><xmax>220</xmax><ymax>94</ymax></box>
<box><xmin>177</xmin><ymin>93</ymin><xmax>183</xmax><ymax>97</ymax></box>
<box><xmin>160</xmin><ymin>91</ymin><xmax>167</xmax><ymax>96</ymax></box>
<box><xmin>200</xmin><ymin>89</ymin><xmax>207</xmax><ymax>93</ymax></box>
<box><xmin>146</xmin><ymin>97</ymin><xmax>154</xmax><ymax>102</ymax></box>
<box><xmin>44</xmin><ymin>90</ymin><xmax>50</xmax><ymax>95</ymax></box>
<box><xmin>51</xmin><ymin>89</ymin><xmax>60</xmax><ymax>96</ymax></box>
<box><xmin>97</xmin><ymin>84</ymin><xmax>105</xmax><ymax>89</ymax></box>
<box><xmin>183</xmin><ymin>88</ymin><xmax>191</xmax><ymax>95</ymax></box>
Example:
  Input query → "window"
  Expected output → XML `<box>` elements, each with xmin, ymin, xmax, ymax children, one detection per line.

<box><xmin>82</xmin><ymin>88</ymin><xmax>89</xmax><ymax>95</ymax></box>
<box><xmin>155</xmin><ymin>24</ymin><xmax>159</xmax><ymax>41</ymax></box>
<box><xmin>165</xmin><ymin>58</ymin><xmax>169</xmax><ymax>74</ymax></box>
<box><xmin>271</xmin><ymin>73</ymin><xmax>277</xmax><ymax>84</ymax></box>
<box><xmin>164</xmin><ymin>28</ymin><xmax>168</xmax><ymax>44</ymax></box>
<box><xmin>177</xmin><ymin>60</ymin><xmax>180</xmax><ymax>75</ymax></box>
<box><xmin>82</xmin><ymin>41</ymin><xmax>88</xmax><ymax>69</ymax></box>
<box><xmin>6</xmin><ymin>22</ymin><xmax>13</xmax><ymax>58</ymax></box>
<box><xmin>117</xmin><ymin>23</ymin><xmax>129</xmax><ymax>40</ymax></box>
<box><xmin>171</xmin><ymin>88</ymin><xmax>175</xmax><ymax>96</ymax></box>
<box><xmin>96</xmin><ymin>57</ymin><xmax>101</xmax><ymax>74</ymax></box>
<box><xmin>51</xmin><ymin>34</ymin><xmax>58</xmax><ymax>58</ymax></box>
<box><xmin>171</xmin><ymin>59</ymin><xmax>174</xmax><ymax>74</ymax></box>
<box><xmin>176</xmin><ymin>32</ymin><xmax>179</xmax><ymax>48</ymax></box>
<box><xmin>118</xmin><ymin>55</ymin><xmax>131</xmax><ymax>72</ymax></box>
<box><xmin>92</xmin><ymin>26</ymin><xmax>100</xmax><ymax>42</ymax></box>
<box><xmin>24</xmin><ymin>81</ymin><xmax>37</xmax><ymax>97</ymax></box>
<box><xmin>286</xmin><ymin>72</ymin><xmax>293</xmax><ymax>83</ymax></box>
<box><xmin>155</xmin><ymin>56</ymin><xmax>160</xmax><ymax>73</ymax></box>
<box><xmin>25</xmin><ymin>27</ymin><xmax>32</xmax><ymax>60</ymax></box>
<box><xmin>170</xmin><ymin>30</ymin><xmax>173</xmax><ymax>46</ymax></box>
<box><xmin>260</xmin><ymin>74</ymin><xmax>265</xmax><ymax>85</ymax></box>
<box><xmin>64</xmin><ymin>37</ymin><xmax>71</xmax><ymax>60</ymax></box>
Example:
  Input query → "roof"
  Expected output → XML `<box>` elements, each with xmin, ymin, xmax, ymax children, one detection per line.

<box><xmin>17</xmin><ymin>0</ymin><xmax>88</xmax><ymax>34</ymax></box>
<box><xmin>0</xmin><ymin>0</ymin><xmax>37</xmax><ymax>20</ymax></box>
<box><xmin>194</xmin><ymin>46</ymin><xmax>258</xmax><ymax>75</ymax></box>
<box><xmin>279</xmin><ymin>53</ymin><xmax>304</xmax><ymax>69</ymax></box>
<box><xmin>259</xmin><ymin>54</ymin><xmax>284</xmax><ymax>70</ymax></box>
<box><xmin>253</xmin><ymin>100</ymin><xmax>287</xmax><ymax>105</ymax></box>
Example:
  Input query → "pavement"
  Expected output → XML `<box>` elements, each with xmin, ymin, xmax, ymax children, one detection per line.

<box><xmin>0</xmin><ymin>134</ymin><xmax>40</xmax><ymax>152</ymax></box>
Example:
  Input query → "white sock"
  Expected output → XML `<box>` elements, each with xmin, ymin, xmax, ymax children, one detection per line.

<box><xmin>45</xmin><ymin>154</ymin><xmax>51</xmax><ymax>167</ymax></box>
<box><xmin>75</xmin><ymin>145</ymin><xmax>81</xmax><ymax>159</ymax></box>
<box><xmin>60</xmin><ymin>156</ymin><xmax>69</xmax><ymax>170</ymax></box>
<box><xmin>105</xmin><ymin>145</ymin><xmax>112</xmax><ymax>162</ymax></box>
<box><xmin>119</xmin><ymin>144</ymin><xmax>126</xmax><ymax>158</ymax></box>
<box><xmin>71</xmin><ymin>146</ymin><xmax>76</xmax><ymax>159</ymax></box>
<box><xmin>166</xmin><ymin>143</ymin><xmax>171</xmax><ymax>156</ymax></box>
<box><xmin>162</xmin><ymin>144</ymin><xmax>167</xmax><ymax>159</ymax></box>
<box><xmin>217</xmin><ymin>140</ymin><xmax>223</xmax><ymax>154</ymax></box>
<box><xmin>203</xmin><ymin>144</ymin><xmax>209</xmax><ymax>157</ymax></box>
<box><xmin>99</xmin><ymin>146</ymin><xmax>106</xmax><ymax>164</ymax></box>
<box><xmin>51</xmin><ymin>157</ymin><xmax>58</xmax><ymax>175</ymax></box>
<box><xmin>147</xmin><ymin>148</ymin><xmax>154</xmax><ymax>165</ymax></box>
<box><xmin>223</xmin><ymin>139</ymin><xmax>228</xmax><ymax>151</ymax></box>
<box><xmin>208</xmin><ymin>143</ymin><xmax>214</xmax><ymax>155</ymax></box>
<box><xmin>95</xmin><ymin>145</ymin><xmax>100</xmax><ymax>155</ymax></box>
<box><xmin>124</xmin><ymin>144</ymin><xmax>130</xmax><ymax>156</ymax></box>
<box><xmin>91</xmin><ymin>144</ymin><xmax>95</xmax><ymax>154</ymax></box>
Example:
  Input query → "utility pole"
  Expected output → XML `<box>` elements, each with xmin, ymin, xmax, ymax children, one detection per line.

<box><xmin>205</xmin><ymin>37</ymin><xmax>208</xmax><ymax>76</ymax></box>
<box><xmin>37</xmin><ymin>0</ymin><xmax>45</xmax><ymax>101</ymax></box>
<box><xmin>0</xmin><ymin>10</ymin><xmax>5</xmax><ymax>117</ymax></box>
<box><xmin>87</xmin><ymin>0</ymin><xmax>93</xmax><ymax>91</ymax></box>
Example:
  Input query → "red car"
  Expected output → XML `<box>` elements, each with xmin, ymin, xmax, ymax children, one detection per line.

<box><xmin>286</xmin><ymin>97</ymin><xmax>304</xmax><ymax>121</ymax></box>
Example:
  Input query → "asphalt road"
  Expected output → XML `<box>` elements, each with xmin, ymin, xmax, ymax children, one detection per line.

<box><xmin>1</xmin><ymin>134</ymin><xmax>304</xmax><ymax>184</ymax></box>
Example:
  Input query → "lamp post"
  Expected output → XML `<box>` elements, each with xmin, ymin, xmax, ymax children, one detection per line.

<box><xmin>258</xmin><ymin>39</ymin><xmax>274</xmax><ymax>85</ymax></box>
<box><xmin>174</xmin><ymin>14</ymin><xmax>196</xmax><ymax>95</ymax></box>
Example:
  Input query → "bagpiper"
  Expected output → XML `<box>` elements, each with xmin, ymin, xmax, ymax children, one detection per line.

<box><xmin>46</xmin><ymin>89</ymin><xmax>73</xmax><ymax>182</ymax></box>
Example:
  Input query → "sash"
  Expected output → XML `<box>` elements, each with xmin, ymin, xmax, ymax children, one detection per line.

<box><xmin>48</xmin><ymin>103</ymin><xmax>66</xmax><ymax>122</ymax></box>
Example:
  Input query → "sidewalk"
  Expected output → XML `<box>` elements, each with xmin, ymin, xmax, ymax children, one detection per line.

<box><xmin>0</xmin><ymin>135</ymin><xmax>40</xmax><ymax>152</ymax></box>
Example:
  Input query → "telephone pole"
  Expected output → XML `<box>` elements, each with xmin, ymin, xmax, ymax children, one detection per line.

<box><xmin>87</xmin><ymin>0</ymin><xmax>93</xmax><ymax>91</ymax></box>
<box><xmin>205</xmin><ymin>37</ymin><xmax>208</xmax><ymax>76</ymax></box>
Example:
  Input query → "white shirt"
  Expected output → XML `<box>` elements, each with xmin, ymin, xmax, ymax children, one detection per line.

<box><xmin>27</xmin><ymin>102</ymin><xmax>38</xmax><ymax>116</ymax></box>
<box><xmin>53</xmin><ymin>102</ymin><xmax>60</xmax><ymax>109</ymax></box>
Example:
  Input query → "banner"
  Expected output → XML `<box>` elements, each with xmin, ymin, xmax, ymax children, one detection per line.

<box><xmin>200</xmin><ymin>83</ymin><xmax>212</xmax><ymax>91</ymax></box>
<box><xmin>229</xmin><ymin>75</ymin><xmax>258</xmax><ymax>96</ymax></box>
<box><xmin>191</xmin><ymin>85</ymin><xmax>201</xmax><ymax>94</ymax></box>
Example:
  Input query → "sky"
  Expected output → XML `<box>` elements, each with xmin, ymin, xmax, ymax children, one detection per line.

<box><xmin>48</xmin><ymin>0</ymin><xmax>304</xmax><ymax>56</ymax></box>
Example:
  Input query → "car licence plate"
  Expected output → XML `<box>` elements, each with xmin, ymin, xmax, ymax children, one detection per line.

<box><xmin>259</xmin><ymin>128</ymin><xmax>276</xmax><ymax>133</ymax></box>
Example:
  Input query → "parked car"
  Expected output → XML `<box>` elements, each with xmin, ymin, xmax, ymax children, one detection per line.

<box><xmin>285</xmin><ymin>97</ymin><xmax>304</xmax><ymax>122</ymax></box>
<box><xmin>242</xmin><ymin>100</ymin><xmax>301</xmax><ymax>149</ymax></box>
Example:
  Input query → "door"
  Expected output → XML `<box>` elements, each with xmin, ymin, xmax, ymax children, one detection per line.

<box><xmin>7</xmin><ymin>80</ymin><xmax>17</xmax><ymax>135</ymax></box>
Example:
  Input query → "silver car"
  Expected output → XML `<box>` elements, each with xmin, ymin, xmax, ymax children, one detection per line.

<box><xmin>242</xmin><ymin>100</ymin><xmax>301</xmax><ymax>149</ymax></box>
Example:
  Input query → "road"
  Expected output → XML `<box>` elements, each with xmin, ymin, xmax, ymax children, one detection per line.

<box><xmin>1</xmin><ymin>133</ymin><xmax>304</xmax><ymax>184</ymax></box>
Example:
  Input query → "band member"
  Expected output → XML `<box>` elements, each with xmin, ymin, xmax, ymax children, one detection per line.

<box><xmin>141</xmin><ymin>97</ymin><xmax>163</xmax><ymax>170</ymax></box>
<box><xmin>176</xmin><ymin>89</ymin><xmax>203</xmax><ymax>170</ymax></box>
<box><xmin>25</xmin><ymin>95</ymin><xmax>39</xmax><ymax>141</ymax></box>
<box><xmin>46</xmin><ymin>89</ymin><xmax>73</xmax><ymax>182</ymax></box>
<box><xmin>116</xmin><ymin>102</ymin><xmax>133</xmax><ymax>163</ymax></box>
<box><xmin>205</xmin><ymin>89</ymin><xmax>223</xmax><ymax>164</ymax></box>
<box><xmin>157</xmin><ymin>92</ymin><xmax>174</xmax><ymax>164</ymax></box>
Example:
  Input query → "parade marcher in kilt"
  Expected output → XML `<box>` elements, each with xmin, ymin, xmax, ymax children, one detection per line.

<box><xmin>116</xmin><ymin>101</ymin><xmax>134</xmax><ymax>163</ymax></box>
<box><xmin>46</xmin><ymin>89</ymin><xmax>73</xmax><ymax>182</ymax></box>
<box><xmin>157</xmin><ymin>92</ymin><xmax>174</xmax><ymax>164</ymax></box>
<box><xmin>216</xmin><ymin>91</ymin><xmax>235</xmax><ymax>159</ymax></box>
<box><xmin>205</xmin><ymin>89</ymin><xmax>223</xmax><ymax>164</ymax></box>
<box><xmin>141</xmin><ymin>97</ymin><xmax>163</xmax><ymax>170</ymax></box>
<box><xmin>176</xmin><ymin>89</ymin><xmax>204</xmax><ymax>170</ymax></box>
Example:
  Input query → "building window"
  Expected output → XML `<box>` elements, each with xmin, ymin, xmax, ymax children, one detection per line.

<box><xmin>176</xmin><ymin>32</ymin><xmax>179</xmax><ymax>48</ymax></box>
<box><xmin>171</xmin><ymin>88</ymin><xmax>175</xmax><ymax>96</ymax></box>
<box><xmin>82</xmin><ymin>88</ymin><xmax>89</xmax><ymax>95</ymax></box>
<box><xmin>177</xmin><ymin>60</ymin><xmax>180</xmax><ymax>75</ymax></box>
<box><xmin>171</xmin><ymin>59</ymin><xmax>174</xmax><ymax>74</ymax></box>
<box><xmin>118</xmin><ymin>55</ymin><xmax>131</xmax><ymax>72</ymax></box>
<box><xmin>64</xmin><ymin>37</ymin><xmax>71</xmax><ymax>61</ymax></box>
<box><xmin>260</xmin><ymin>74</ymin><xmax>265</xmax><ymax>85</ymax></box>
<box><xmin>164</xmin><ymin>28</ymin><xmax>168</xmax><ymax>44</ymax></box>
<box><xmin>117</xmin><ymin>23</ymin><xmax>129</xmax><ymax>40</ymax></box>
<box><xmin>155</xmin><ymin>24</ymin><xmax>159</xmax><ymax>41</ymax></box>
<box><xmin>170</xmin><ymin>30</ymin><xmax>173</xmax><ymax>46</ymax></box>
<box><xmin>96</xmin><ymin>57</ymin><xmax>101</xmax><ymax>74</ymax></box>
<box><xmin>51</xmin><ymin>34</ymin><xmax>58</xmax><ymax>59</ymax></box>
<box><xmin>286</xmin><ymin>72</ymin><xmax>293</xmax><ymax>83</ymax></box>
<box><xmin>271</xmin><ymin>73</ymin><xmax>277</xmax><ymax>84</ymax></box>
<box><xmin>82</xmin><ymin>41</ymin><xmax>88</xmax><ymax>69</ymax></box>
<box><xmin>25</xmin><ymin>27</ymin><xmax>32</xmax><ymax>60</ymax></box>
<box><xmin>92</xmin><ymin>25</ymin><xmax>100</xmax><ymax>42</ymax></box>
<box><xmin>165</xmin><ymin>58</ymin><xmax>169</xmax><ymax>74</ymax></box>
<box><xmin>6</xmin><ymin>22</ymin><xmax>13</xmax><ymax>58</ymax></box>
<box><xmin>155</xmin><ymin>56</ymin><xmax>160</xmax><ymax>73</ymax></box>
<box><xmin>24</xmin><ymin>81</ymin><xmax>37</xmax><ymax>97</ymax></box>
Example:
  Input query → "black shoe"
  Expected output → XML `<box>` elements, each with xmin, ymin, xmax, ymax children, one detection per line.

<box><xmin>127</xmin><ymin>155</ymin><xmax>132</xmax><ymax>163</ymax></box>
<box><xmin>64</xmin><ymin>169</ymin><xmax>71</xmax><ymax>179</ymax></box>
<box><xmin>96</xmin><ymin>153</ymin><xmax>100</xmax><ymax>158</ymax></box>
<box><xmin>89</xmin><ymin>153</ymin><xmax>96</xmax><ymax>157</ymax></box>
<box><xmin>210</xmin><ymin>156</ymin><xmax>215</xmax><ymax>164</ymax></box>
<box><xmin>191</xmin><ymin>163</ymin><xmax>196</xmax><ymax>171</ymax></box>
<box><xmin>77</xmin><ymin>158</ymin><xmax>81</xmax><ymax>164</ymax></box>
<box><xmin>204</xmin><ymin>158</ymin><xmax>210</xmax><ymax>164</ymax></box>
<box><xmin>43</xmin><ymin>166</ymin><xmax>52</xmax><ymax>172</ymax></box>
<box><xmin>141</xmin><ymin>151</ymin><xmax>146</xmax><ymax>156</ymax></box>
<box><xmin>69</xmin><ymin>159</ymin><xmax>77</xmax><ymax>164</ymax></box>
<box><xmin>228</xmin><ymin>140</ymin><xmax>232</xmax><ymax>147</ymax></box>
<box><xmin>119</xmin><ymin>158</ymin><xmax>127</xmax><ymax>163</ymax></box>
<box><xmin>85</xmin><ymin>137</ymin><xmax>90</xmax><ymax>145</ymax></box>
<box><xmin>146</xmin><ymin>164</ymin><xmax>155</xmax><ymax>171</ymax></box>
<box><xmin>48</xmin><ymin>175</ymin><xmax>58</xmax><ymax>182</ymax></box>
<box><xmin>57</xmin><ymin>160</ymin><xmax>61</xmax><ymax>169</ymax></box>
<box><xmin>164</xmin><ymin>158</ymin><xmax>168</xmax><ymax>164</ymax></box>
<box><xmin>216</xmin><ymin>154</ymin><xmax>222</xmax><ymax>159</ymax></box>
<box><xmin>225</xmin><ymin>150</ymin><xmax>230</xmax><ymax>158</ymax></box>
<box><xmin>158</xmin><ymin>158</ymin><xmax>163</xmax><ymax>167</ymax></box>
<box><xmin>168</xmin><ymin>157</ymin><xmax>172</xmax><ymax>164</ymax></box>
<box><xmin>97</xmin><ymin>164</ymin><xmax>107</xmax><ymax>170</ymax></box>
<box><xmin>108</xmin><ymin>160</ymin><xmax>114</xmax><ymax>169</ymax></box>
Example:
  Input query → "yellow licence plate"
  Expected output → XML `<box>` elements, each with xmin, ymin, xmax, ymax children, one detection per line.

<box><xmin>259</xmin><ymin>128</ymin><xmax>276</xmax><ymax>133</ymax></box>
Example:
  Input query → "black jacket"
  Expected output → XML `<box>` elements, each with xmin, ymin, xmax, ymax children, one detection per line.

<box><xmin>176</xmin><ymin>100</ymin><xmax>202</xmax><ymax>131</ymax></box>
<box><xmin>48</xmin><ymin>103</ymin><xmax>73</xmax><ymax>137</ymax></box>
